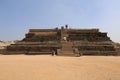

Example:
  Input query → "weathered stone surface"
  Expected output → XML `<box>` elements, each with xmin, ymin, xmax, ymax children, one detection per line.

<box><xmin>5</xmin><ymin>27</ymin><xmax>117</xmax><ymax>56</ymax></box>
<box><xmin>6</xmin><ymin>29</ymin><xmax>61</xmax><ymax>55</ymax></box>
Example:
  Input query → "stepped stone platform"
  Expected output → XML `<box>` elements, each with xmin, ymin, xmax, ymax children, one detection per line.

<box><xmin>4</xmin><ymin>25</ymin><xmax>117</xmax><ymax>56</ymax></box>
<box><xmin>72</xmin><ymin>41</ymin><xmax>116</xmax><ymax>56</ymax></box>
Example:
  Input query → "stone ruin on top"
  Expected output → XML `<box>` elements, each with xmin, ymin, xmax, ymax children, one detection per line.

<box><xmin>5</xmin><ymin>25</ymin><xmax>117</xmax><ymax>56</ymax></box>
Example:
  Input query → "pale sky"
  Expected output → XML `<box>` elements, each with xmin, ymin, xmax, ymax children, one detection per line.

<box><xmin>0</xmin><ymin>0</ymin><xmax>120</xmax><ymax>42</ymax></box>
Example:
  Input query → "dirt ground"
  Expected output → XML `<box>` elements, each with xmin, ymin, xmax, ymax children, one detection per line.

<box><xmin>0</xmin><ymin>55</ymin><xmax>120</xmax><ymax>80</ymax></box>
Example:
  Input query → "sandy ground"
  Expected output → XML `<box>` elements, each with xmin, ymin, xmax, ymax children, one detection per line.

<box><xmin>0</xmin><ymin>55</ymin><xmax>120</xmax><ymax>80</ymax></box>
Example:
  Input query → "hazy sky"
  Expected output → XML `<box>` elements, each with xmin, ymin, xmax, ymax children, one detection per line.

<box><xmin>0</xmin><ymin>0</ymin><xmax>120</xmax><ymax>42</ymax></box>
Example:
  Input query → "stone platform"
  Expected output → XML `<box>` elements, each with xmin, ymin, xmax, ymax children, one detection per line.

<box><xmin>5</xmin><ymin>26</ymin><xmax>117</xmax><ymax>56</ymax></box>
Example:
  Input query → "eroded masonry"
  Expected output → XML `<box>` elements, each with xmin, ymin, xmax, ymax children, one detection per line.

<box><xmin>6</xmin><ymin>26</ymin><xmax>117</xmax><ymax>56</ymax></box>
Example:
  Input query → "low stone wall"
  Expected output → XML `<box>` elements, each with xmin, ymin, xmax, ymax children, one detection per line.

<box><xmin>116</xmin><ymin>48</ymin><xmax>120</xmax><ymax>56</ymax></box>
<box><xmin>0</xmin><ymin>49</ymin><xmax>5</xmax><ymax>54</ymax></box>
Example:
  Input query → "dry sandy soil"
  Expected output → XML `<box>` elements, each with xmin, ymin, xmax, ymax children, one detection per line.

<box><xmin>0</xmin><ymin>55</ymin><xmax>120</xmax><ymax>80</ymax></box>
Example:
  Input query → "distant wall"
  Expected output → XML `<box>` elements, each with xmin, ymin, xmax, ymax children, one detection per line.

<box><xmin>116</xmin><ymin>48</ymin><xmax>120</xmax><ymax>56</ymax></box>
<box><xmin>0</xmin><ymin>49</ymin><xmax>5</xmax><ymax>54</ymax></box>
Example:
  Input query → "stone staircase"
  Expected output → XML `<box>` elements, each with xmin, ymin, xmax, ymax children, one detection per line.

<box><xmin>58</xmin><ymin>41</ymin><xmax>75</xmax><ymax>56</ymax></box>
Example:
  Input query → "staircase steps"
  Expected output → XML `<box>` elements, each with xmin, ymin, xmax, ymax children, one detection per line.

<box><xmin>58</xmin><ymin>42</ymin><xmax>75</xmax><ymax>56</ymax></box>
